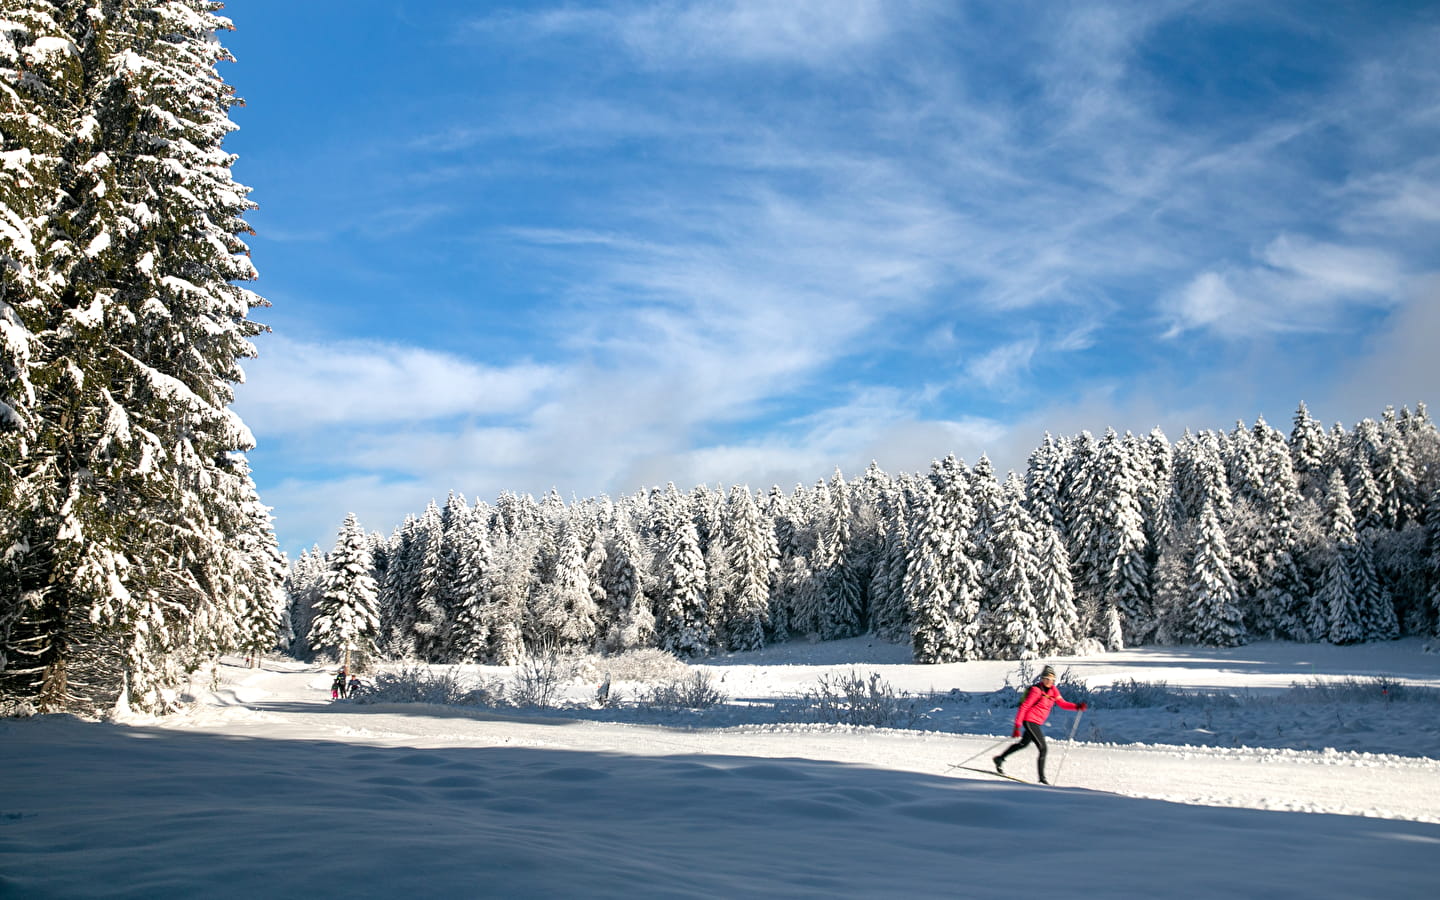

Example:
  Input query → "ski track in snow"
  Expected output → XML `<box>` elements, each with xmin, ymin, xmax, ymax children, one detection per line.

<box><xmin>4</xmin><ymin>639</ymin><xmax>1440</xmax><ymax>898</ymax></box>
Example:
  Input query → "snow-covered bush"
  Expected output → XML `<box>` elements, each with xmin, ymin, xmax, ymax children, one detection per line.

<box><xmin>356</xmin><ymin>665</ymin><xmax>495</xmax><ymax>706</ymax></box>
<box><xmin>797</xmin><ymin>670</ymin><xmax>917</xmax><ymax>728</ymax></box>
<box><xmin>509</xmin><ymin>651</ymin><xmax>574</xmax><ymax>709</ymax></box>
<box><xmin>575</xmin><ymin>648</ymin><xmax>691</xmax><ymax>684</ymax></box>
<box><xmin>1285</xmin><ymin>676</ymin><xmax>1438</xmax><ymax>704</ymax></box>
<box><xmin>637</xmin><ymin>671</ymin><xmax>727</xmax><ymax>711</ymax></box>
<box><xmin>1089</xmin><ymin>678</ymin><xmax>1217</xmax><ymax>709</ymax></box>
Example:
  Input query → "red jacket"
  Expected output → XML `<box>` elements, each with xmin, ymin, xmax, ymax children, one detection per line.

<box><xmin>1015</xmin><ymin>683</ymin><xmax>1079</xmax><ymax>728</ymax></box>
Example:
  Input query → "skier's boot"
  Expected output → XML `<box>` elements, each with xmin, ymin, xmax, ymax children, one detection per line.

<box><xmin>993</xmin><ymin>756</ymin><xmax>1005</xmax><ymax>774</ymax></box>
<box><xmin>1037</xmin><ymin>764</ymin><xmax>1048</xmax><ymax>785</ymax></box>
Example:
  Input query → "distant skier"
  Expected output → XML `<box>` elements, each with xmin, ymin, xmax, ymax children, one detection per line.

<box><xmin>348</xmin><ymin>675</ymin><xmax>362</xmax><ymax>698</ymax></box>
<box><xmin>332</xmin><ymin>670</ymin><xmax>347</xmax><ymax>700</ymax></box>
<box><xmin>994</xmin><ymin>665</ymin><xmax>1086</xmax><ymax>784</ymax></box>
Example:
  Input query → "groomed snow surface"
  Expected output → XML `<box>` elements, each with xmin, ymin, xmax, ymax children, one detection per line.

<box><xmin>4</xmin><ymin>639</ymin><xmax>1440</xmax><ymax>898</ymax></box>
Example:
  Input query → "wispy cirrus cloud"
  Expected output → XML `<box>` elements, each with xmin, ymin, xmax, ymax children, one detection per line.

<box><xmin>230</xmin><ymin>2</ymin><xmax>1440</xmax><ymax>553</ymax></box>
<box><xmin>1163</xmin><ymin>236</ymin><xmax>1407</xmax><ymax>338</ymax></box>
<box><xmin>468</xmin><ymin>0</ymin><xmax>898</xmax><ymax>68</ymax></box>
<box><xmin>235</xmin><ymin>336</ymin><xmax>560</xmax><ymax>436</ymax></box>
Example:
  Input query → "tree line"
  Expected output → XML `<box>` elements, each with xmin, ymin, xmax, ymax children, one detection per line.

<box><xmin>293</xmin><ymin>403</ymin><xmax>1440</xmax><ymax>669</ymax></box>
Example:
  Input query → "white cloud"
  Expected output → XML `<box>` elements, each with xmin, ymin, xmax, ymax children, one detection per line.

<box><xmin>1259</xmin><ymin>235</ymin><xmax>1403</xmax><ymax>300</ymax></box>
<box><xmin>1164</xmin><ymin>271</ymin><xmax>1246</xmax><ymax>338</ymax></box>
<box><xmin>472</xmin><ymin>0</ymin><xmax>896</xmax><ymax>69</ymax></box>
<box><xmin>966</xmin><ymin>338</ymin><xmax>1038</xmax><ymax>389</ymax></box>
<box><xmin>234</xmin><ymin>336</ymin><xmax>560</xmax><ymax>436</ymax></box>
<box><xmin>1164</xmin><ymin>236</ymin><xmax>1409</xmax><ymax>339</ymax></box>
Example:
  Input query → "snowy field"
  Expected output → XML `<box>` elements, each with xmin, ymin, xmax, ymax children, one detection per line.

<box><xmin>4</xmin><ymin>640</ymin><xmax>1440</xmax><ymax>898</ymax></box>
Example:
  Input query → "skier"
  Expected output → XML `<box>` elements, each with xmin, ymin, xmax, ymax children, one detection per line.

<box><xmin>331</xmin><ymin>670</ymin><xmax>347</xmax><ymax>700</ymax></box>
<box><xmin>348</xmin><ymin>675</ymin><xmax>362</xmax><ymax>698</ymax></box>
<box><xmin>993</xmin><ymin>665</ymin><xmax>1086</xmax><ymax>784</ymax></box>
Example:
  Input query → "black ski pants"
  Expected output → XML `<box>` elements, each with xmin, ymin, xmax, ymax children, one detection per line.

<box><xmin>998</xmin><ymin>721</ymin><xmax>1048</xmax><ymax>781</ymax></box>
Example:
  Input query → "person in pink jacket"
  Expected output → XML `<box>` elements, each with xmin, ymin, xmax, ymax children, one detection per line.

<box><xmin>993</xmin><ymin>665</ymin><xmax>1086</xmax><ymax>784</ymax></box>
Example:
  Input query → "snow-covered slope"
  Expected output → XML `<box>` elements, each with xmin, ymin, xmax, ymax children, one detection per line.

<box><xmin>3</xmin><ymin>640</ymin><xmax>1438</xmax><ymax>898</ymax></box>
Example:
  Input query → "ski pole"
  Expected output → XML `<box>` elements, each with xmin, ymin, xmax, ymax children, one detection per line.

<box><xmin>1052</xmin><ymin>709</ymin><xmax>1083</xmax><ymax>785</ymax></box>
<box><xmin>956</xmin><ymin>736</ymin><xmax>1014</xmax><ymax>769</ymax></box>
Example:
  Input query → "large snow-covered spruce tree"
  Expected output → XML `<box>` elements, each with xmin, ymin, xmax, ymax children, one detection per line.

<box><xmin>0</xmin><ymin>3</ymin><xmax>281</xmax><ymax>712</ymax></box>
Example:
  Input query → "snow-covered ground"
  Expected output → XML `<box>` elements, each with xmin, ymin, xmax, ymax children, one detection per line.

<box><xmin>4</xmin><ymin>639</ymin><xmax>1440</xmax><ymax>898</ymax></box>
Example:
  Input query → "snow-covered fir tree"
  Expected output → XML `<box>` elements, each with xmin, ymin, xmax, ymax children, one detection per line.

<box><xmin>818</xmin><ymin>471</ymin><xmax>863</xmax><ymax>641</ymax></box>
<box><xmin>583</xmin><ymin>512</ymin><xmax>611</xmax><ymax>643</ymax></box>
<box><xmin>1319</xmin><ymin>470</ymin><xmax>1365</xmax><ymax>645</ymax></box>
<box><xmin>601</xmin><ymin>516</ymin><xmax>654</xmax><ymax>652</ymax></box>
<box><xmin>484</xmin><ymin>528</ymin><xmax>535</xmax><ymax>664</ymax></box>
<box><xmin>1251</xmin><ymin>423</ymin><xmax>1308</xmax><ymax>640</ymax></box>
<box><xmin>448</xmin><ymin>513</ymin><xmax>495</xmax><ymax>662</ymax></box>
<box><xmin>656</xmin><ymin>520</ymin><xmax>711</xmax><ymax>656</ymax></box>
<box><xmin>377</xmin><ymin>516</ymin><xmax>421</xmax><ymax>659</ymax></box>
<box><xmin>1024</xmin><ymin>434</ymin><xmax>1068</xmax><ymax>532</ymax></box>
<box><xmin>867</xmin><ymin>484</ymin><xmax>913</xmax><ymax>644</ymax></box>
<box><xmin>411</xmin><ymin>503</ymin><xmax>452</xmax><ymax>660</ymax></box>
<box><xmin>233</xmin><ymin>484</ymin><xmax>290</xmax><ymax>665</ymax></box>
<box><xmin>784</xmin><ymin>480</ymin><xmax>830</xmax><ymax>638</ymax></box>
<box><xmin>534</xmin><ymin>521</ymin><xmax>598</xmax><ymax>651</ymax></box>
<box><xmin>1290</xmin><ymin>402</ymin><xmax>1329</xmax><ymax>499</ymax></box>
<box><xmin>905</xmin><ymin>456</ymin><xmax>982</xmax><ymax>663</ymax></box>
<box><xmin>0</xmin><ymin>5</ymin><xmax>67</xmax><ymax>676</ymax></box>
<box><xmin>1068</xmin><ymin>430</ymin><xmax>1149</xmax><ymax>649</ymax></box>
<box><xmin>1353</xmin><ymin>528</ymin><xmax>1398</xmax><ymax>642</ymax></box>
<box><xmin>981</xmin><ymin>475</ymin><xmax>1046</xmax><ymax>659</ymax></box>
<box><xmin>762</xmin><ymin>485</ymin><xmax>797</xmax><ymax>643</ymax></box>
<box><xmin>1185</xmin><ymin>499</ymin><xmax>1246</xmax><ymax>647</ymax></box>
<box><xmin>1139</xmin><ymin>428</ymin><xmax>1175</xmax><ymax>556</ymax></box>
<box><xmin>969</xmin><ymin>456</ymin><xmax>1005</xmax><ymax>645</ymax></box>
<box><xmin>723</xmin><ymin>486</ymin><xmax>776</xmax><ymax>651</ymax></box>
<box><xmin>309</xmin><ymin>514</ymin><xmax>380</xmax><ymax>669</ymax></box>
<box><xmin>1033</xmin><ymin>517</ymin><xmax>1080</xmax><ymax>654</ymax></box>
<box><xmin>0</xmin><ymin>3</ymin><xmax>282</xmax><ymax>711</ymax></box>
<box><xmin>284</xmin><ymin>546</ymin><xmax>327</xmax><ymax>659</ymax></box>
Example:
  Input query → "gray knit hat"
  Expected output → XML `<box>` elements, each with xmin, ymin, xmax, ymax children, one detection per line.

<box><xmin>1040</xmin><ymin>665</ymin><xmax>1057</xmax><ymax>679</ymax></box>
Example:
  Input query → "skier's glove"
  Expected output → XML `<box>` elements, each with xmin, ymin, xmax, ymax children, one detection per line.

<box><xmin>1078</xmin><ymin>703</ymin><xmax>1088</xmax><ymax>711</ymax></box>
<box><xmin>1012</xmin><ymin>727</ymin><xmax>1021</xmax><ymax>738</ymax></box>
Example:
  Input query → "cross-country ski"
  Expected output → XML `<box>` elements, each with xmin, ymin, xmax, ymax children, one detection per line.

<box><xmin>949</xmin><ymin>763</ymin><xmax>1035</xmax><ymax>784</ymax></box>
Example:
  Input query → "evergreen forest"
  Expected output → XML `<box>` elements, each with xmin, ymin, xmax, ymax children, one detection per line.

<box><xmin>289</xmin><ymin>404</ymin><xmax>1440</xmax><ymax>670</ymax></box>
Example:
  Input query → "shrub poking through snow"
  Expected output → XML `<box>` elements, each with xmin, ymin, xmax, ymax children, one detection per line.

<box><xmin>575</xmin><ymin>648</ymin><xmax>691</xmax><ymax>684</ymax></box>
<box><xmin>509</xmin><ymin>650</ymin><xmax>574</xmax><ymax>709</ymax></box>
<box><xmin>638</xmin><ymin>671</ymin><xmax>727</xmax><ymax>711</ymax></box>
<box><xmin>799</xmin><ymin>670</ymin><xmax>918</xmax><ymax>728</ymax></box>
<box><xmin>1285</xmin><ymin>676</ymin><xmax>1438</xmax><ymax>704</ymax></box>
<box><xmin>357</xmin><ymin>665</ymin><xmax>495</xmax><ymax>706</ymax></box>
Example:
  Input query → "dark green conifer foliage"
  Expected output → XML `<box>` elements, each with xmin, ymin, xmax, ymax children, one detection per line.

<box><xmin>0</xmin><ymin>3</ymin><xmax>280</xmax><ymax>711</ymax></box>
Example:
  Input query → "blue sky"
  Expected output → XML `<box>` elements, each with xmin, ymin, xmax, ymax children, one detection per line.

<box><xmin>222</xmin><ymin>1</ymin><xmax>1440</xmax><ymax>556</ymax></box>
